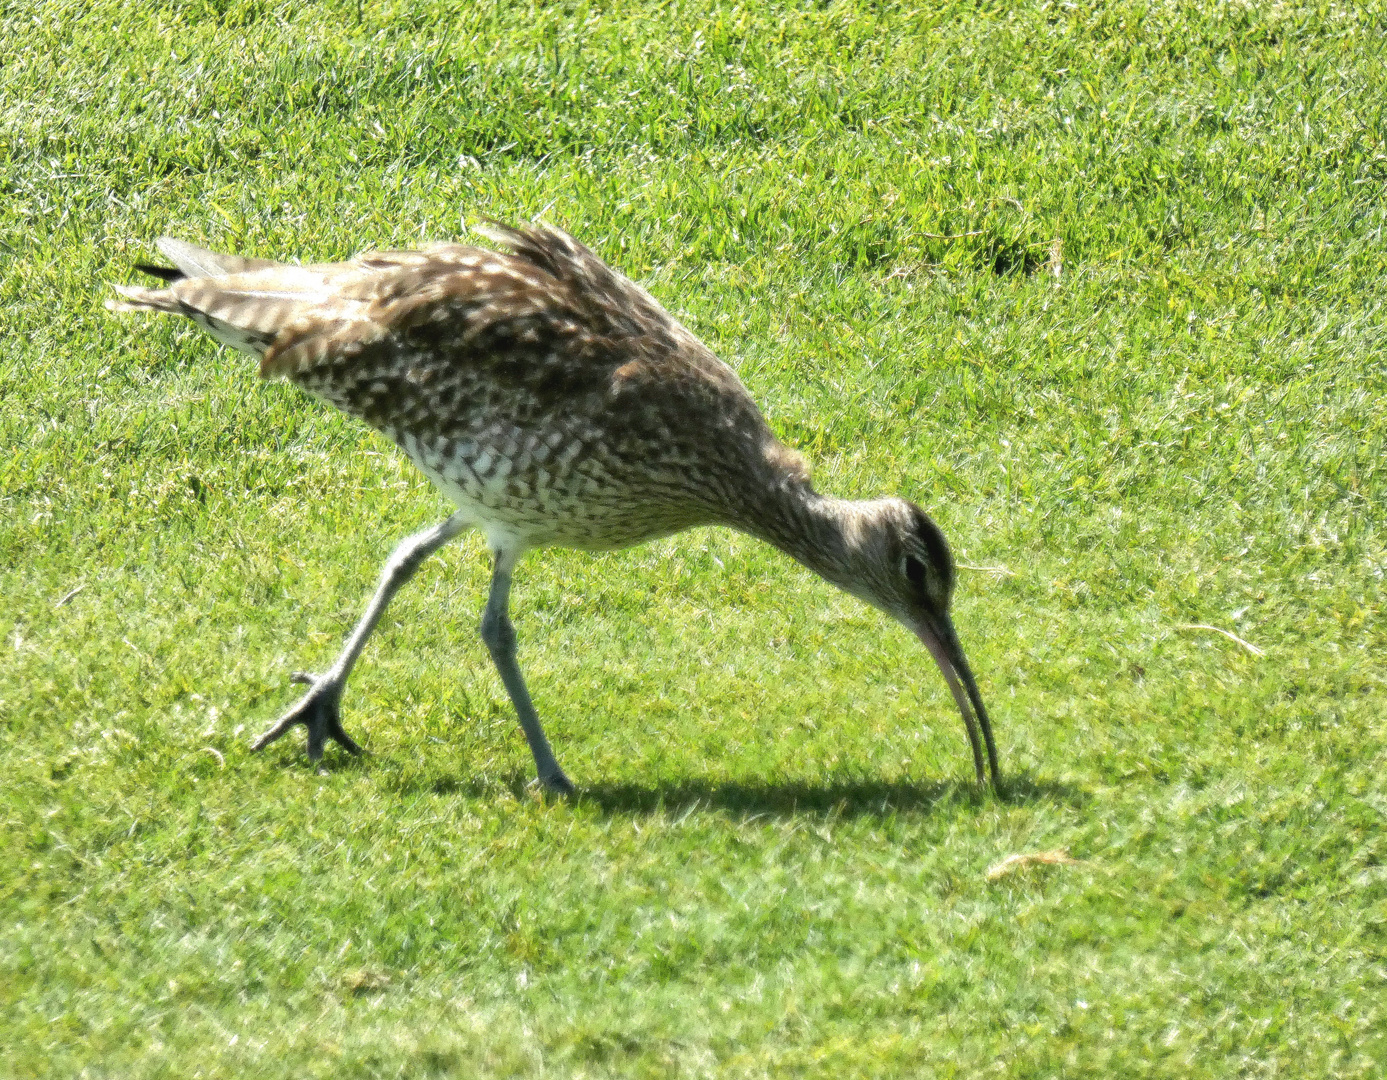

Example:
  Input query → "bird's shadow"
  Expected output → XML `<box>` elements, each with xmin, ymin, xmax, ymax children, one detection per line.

<box><xmin>376</xmin><ymin>763</ymin><xmax>1085</xmax><ymax>820</ymax></box>
<box><xmin>568</xmin><ymin>771</ymin><xmax>1084</xmax><ymax>819</ymax></box>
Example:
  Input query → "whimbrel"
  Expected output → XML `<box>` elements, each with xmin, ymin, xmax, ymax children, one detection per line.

<box><xmin>108</xmin><ymin>222</ymin><xmax>1001</xmax><ymax>793</ymax></box>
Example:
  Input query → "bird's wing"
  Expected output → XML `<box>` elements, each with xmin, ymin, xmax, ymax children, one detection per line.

<box><xmin>108</xmin><ymin>228</ymin><xmax>686</xmax><ymax>379</ymax></box>
<box><xmin>471</xmin><ymin>222</ymin><xmax>682</xmax><ymax>342</ymax></box>
<box><xmin>470</xmin><ymin>222</ymin><xmax>753</xmax><ymax>398</ymax></box>
<box><xmin>107</xmin><ymin>227</ymin><xmax>806</xmax><ymax>486</ymax></box>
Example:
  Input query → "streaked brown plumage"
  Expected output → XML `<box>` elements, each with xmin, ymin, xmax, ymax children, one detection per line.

<box><xmin>108</xmin><ymin>222</ymin><xmax>1000</xmax><ymax>792</ymax></box>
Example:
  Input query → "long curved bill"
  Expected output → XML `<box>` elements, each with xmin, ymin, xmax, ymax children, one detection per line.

<box><xmin>912</xmin><ymin>615</ymin><xmax>1000</xmax><ymax>788</ymax></box>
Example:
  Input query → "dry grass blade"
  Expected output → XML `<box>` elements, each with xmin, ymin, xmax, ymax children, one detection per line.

<box><xmin>957</xmin><ymin>563</ymin><xmax>1017</xmax><ymax>577</ymax></box>
<box><xmin>1175</xmin><ymin>623</ymin><xmax>1266</xmax><ymax>657</ymax></box>
<box><xmin>986</xmin><ymin>849</ymin><xmax>1080</xmax><ymax>881</ymax></box>
<box><xmin>54</xmin><ymin>583</ymin><xmax>86</xmax><ymax>608</ymax></box>
<box><xmin>918</xmin><ymin>229</ymin><xmax>985</xmax><ymax>240</ymax></box>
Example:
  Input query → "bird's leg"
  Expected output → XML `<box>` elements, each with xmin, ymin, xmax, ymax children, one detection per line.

<box><xmin>478</xmin><ymin>548</ymin><xmax>574</xmax><ymax>795</ymax></box>
<box><xmin>252</xmin><ymin>512</ymin><xmax>470</xmax><ymax>760</ymax></box>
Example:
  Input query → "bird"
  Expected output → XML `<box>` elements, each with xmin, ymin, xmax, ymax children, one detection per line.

<box><xmin>107</xmin><ymin>221</ymin><xmax>1001</xmax><ymax>793</ymax></box>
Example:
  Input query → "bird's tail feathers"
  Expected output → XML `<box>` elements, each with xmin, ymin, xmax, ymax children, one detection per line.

<box><xmin>133</xmin><ymin>263</ymin><xmax>184</xmax><ymax>283</ymax></box>
<box><xmin>106</xmin><ymin>237</ymin><xmax>283</xmax><ymax>315</ymax></box>
<box><xmin>105</xmin><ymin>283</ymin><xmax>184</xmax><ymax>315</ymax></box>
<box><xmin>154</xmin><ymin>237</ymin><xmax>277</xmax><ymax>279</ymax></box>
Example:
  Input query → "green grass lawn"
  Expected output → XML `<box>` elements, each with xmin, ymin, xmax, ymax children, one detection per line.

<box><xmin>3</xmin><ymin>1</ymin><xmax>1386</xmax><ymax>1075</ymax></box>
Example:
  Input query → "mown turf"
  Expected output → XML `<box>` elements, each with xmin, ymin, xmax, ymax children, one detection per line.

<box><xmin>2</xmin><ymin>1</ymin><xmax>1385</xmax><ymax>1076</ymax></box>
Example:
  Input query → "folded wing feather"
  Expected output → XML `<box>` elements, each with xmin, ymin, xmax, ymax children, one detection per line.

<box><xmin>107</xmin><ymin>230</ymin><xmax>633</xmax><ymax>380</ymax></box>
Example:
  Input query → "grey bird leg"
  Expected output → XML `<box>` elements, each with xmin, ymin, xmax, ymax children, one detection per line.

<box><xmin>252</xmin><ymin>512</ymin><xmax>470</xmax><ymax>759</ymax></box>
<box><xmin>479</xmin><ymin>548</ymin><xmax>574</xmax><ymax>795</ymax></box>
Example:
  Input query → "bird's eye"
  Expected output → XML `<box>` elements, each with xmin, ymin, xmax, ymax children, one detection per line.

<box><xmin>904</xmin><ymin>554</ymin><xmax>927</xmax><ymax>592</ymax></box>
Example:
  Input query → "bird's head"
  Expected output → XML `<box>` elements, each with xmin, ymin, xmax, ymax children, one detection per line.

<box><xmin>832</xmin><ymin>497</ymin><xmax>999</xmax><ymax>788</ymax></box>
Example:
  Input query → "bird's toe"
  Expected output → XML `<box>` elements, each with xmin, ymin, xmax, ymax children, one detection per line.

<box><xmin>252</xmin><ymin>674</ymin><xmax>358</xmax><ymax>759</ymax></box>
<box><xmin>537</xmin><ymin>769</ymin><xmax>577</xmax><ymax>798</ymax></box>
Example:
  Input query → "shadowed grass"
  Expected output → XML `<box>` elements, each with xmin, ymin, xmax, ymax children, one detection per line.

<box><xmin>381</xmin><ymin>769</ymin><xmax>1085</xmax><ymax>818</ymax></box>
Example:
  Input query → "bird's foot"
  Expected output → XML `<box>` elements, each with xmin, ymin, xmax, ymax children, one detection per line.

<box><xmin>535</xmin><ymin>768</ymin><xmax>577</xmax><ymax>798</ymax></box>
<box><xmin>251</xmin><ymin>671</ymin><xmax>362</xmax><ymax>761</ymax></box>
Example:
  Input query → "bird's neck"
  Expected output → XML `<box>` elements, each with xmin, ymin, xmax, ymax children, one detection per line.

<box><xmin>734</xmin><ymin>480</ymin><xmax>876</xmax><ymax>598</ymax></box>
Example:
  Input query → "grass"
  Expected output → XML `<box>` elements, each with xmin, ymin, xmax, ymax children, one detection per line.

<box><xmin>2</xmin><ymin>0</ymin><xmax>1386</xmax><ymax>1075</ymax></box>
